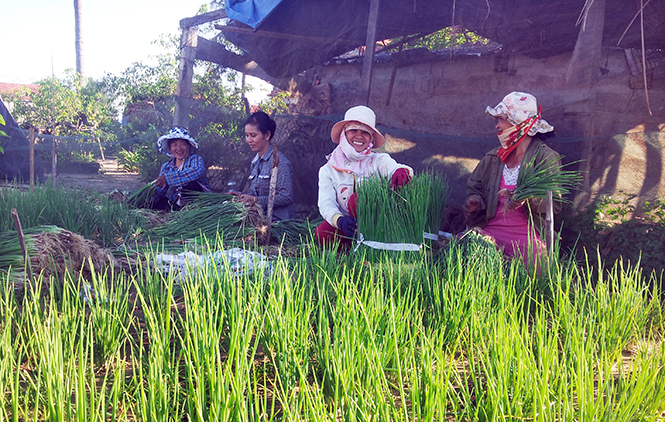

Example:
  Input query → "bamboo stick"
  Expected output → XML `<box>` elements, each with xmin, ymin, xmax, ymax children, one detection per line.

<box><xmin>11</xmin><ymin>208</ymin><xmax>32</xmax><ymax>281</ymax></box>
<box><xmin>265</xmin><ymin>145</ymin><xmax>280</xmax><ymax>244</ymax></box>
<box><xmin>546</xmin><ymin>190</ymin><xmax>554</xmax><ymax>255</ymax></box>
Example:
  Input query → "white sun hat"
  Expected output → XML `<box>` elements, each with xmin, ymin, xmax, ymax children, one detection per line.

<box><xmin>330</xmin><ymin>105</ymin><xmax>385</xmax><ymax>148</ymax></box>
<box><xmin>486</xmin><ymin>91</ymin><xmax>554</xmax><ymax>135</ymax></box>
<box><xmin>157</xmin><ymin>127</ymin><xmax>199</xmax><ymax>156</ymax></box>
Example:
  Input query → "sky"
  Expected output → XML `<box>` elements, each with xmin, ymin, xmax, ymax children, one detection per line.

<box><xmin>1</xmin><ymin>0</ymin><xmax>271</xmax><ymax>103</ymax></box>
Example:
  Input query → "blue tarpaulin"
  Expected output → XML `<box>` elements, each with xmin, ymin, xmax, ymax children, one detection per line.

<box><xmin>225</xmin><ymin>0</ymin><xmax>284</xmax><ymax>30</ymax></box>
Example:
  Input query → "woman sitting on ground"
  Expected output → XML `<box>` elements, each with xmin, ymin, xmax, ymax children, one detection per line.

<box><xmin>463</xmin><ymin>91</ymin><xmax>562</xmax><ymax>270</ymax></box>
<box><xmin>315</xmin><ymin>105</ymin><xmax>413</xmax><ymax>249</ymax></box>
<box><xmin>236</xmin><ymin>111</ymin><xmax>294</xmax><ymax>221</ymax></box>
<box><xmin>153</xmin><ymin>127</ymin><xmax>211</xmax><ymax>211</ymax></box>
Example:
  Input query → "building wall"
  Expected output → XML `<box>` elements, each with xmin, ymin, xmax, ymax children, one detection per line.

<box><xmin>286</xmin><ymin>48</ymin><xmax>665</xmax><ymax>211</ymax></box>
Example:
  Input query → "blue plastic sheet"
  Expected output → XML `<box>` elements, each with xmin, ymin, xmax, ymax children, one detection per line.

<box><xmin>225</xmin><ymin>0</ymin><xmax>284</xmax><ymax>30</ymax></box>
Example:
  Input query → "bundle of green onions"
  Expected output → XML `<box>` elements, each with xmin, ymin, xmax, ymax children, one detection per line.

<box><xmin>271</xmin><ymin>218</ymin><xmax>320</xmax><ymax>244</ymax></box>
<box><xmin>0</xmin><ymin>225</ymin><xmax>62</xmax><ymax>272</ymax></box>
<box><xmin>151</xmin><ymin>201</ymin><xmax>254</xmax><ymax>242</ymax></box>
<box><xmin>125</xmin><ymin>182</ymin><xmax>157</xmax><ymax>209</ymax></box>
<box><xmin>512</xmin><ymin>149</ymin><xmax>582</xmax><ymax>203</ymax></box>
<box><xmin>425</xmin><ymin>172</ymin><xmax>449</xmax><ymax>235</ymax></box>
<box><xmin>357</xmin><ymin>172</ymin><xmax>449</xmax><ymax>245</ymax></box>
<box><xmin>180</xmin><ymin>191</ymin><xmax>235</xmax><ymax>208</ymax></box>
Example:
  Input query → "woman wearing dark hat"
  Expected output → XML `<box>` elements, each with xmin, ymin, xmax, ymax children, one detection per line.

<box><xmin>154</xmin><ymin>127</ymin><xmax>211</xmax><ymax>210</ymax></box>
<box><xmin>315</xmin><ymin>105</ymin><xmax>413</xmax><ymax>248</ymax></box>
<box><xmin>464</xmin><ymin>91</ymin><xmax>562</xmax><ymax>269</ymax></box>
<box><xmin>236</xmin><ymin>111</ymin><xmax>294</xmax><ymax>221</ymax></box>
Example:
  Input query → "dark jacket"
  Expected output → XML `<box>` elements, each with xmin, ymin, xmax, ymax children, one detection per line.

<box><xmin>465</xmin><ymin>139</ymin><xmax>563</xmax><ymax>236</ymax></box>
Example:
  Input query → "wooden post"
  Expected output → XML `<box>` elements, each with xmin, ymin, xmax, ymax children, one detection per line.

<box><xmin>174</xmin><ymin>26</ymin><xmax>198</xmax><ymax>128</ymax></box>
<box><xmin>546</xmin><ymin>190</ymin><xmax>554</xmax><ymax>255</ymax></box>
<box><xmin>361</xmin><ymin>0</ymin><xmax>380</xmax><ymax>106</ymax></box>
<box><xmin>97</xmin><ymin>136</ymin><xmax>105</xmax><ymax>161</ymax></box>
<box><xmin>29</xmin><ymin>127</ymin><xmax>35</xmax><ymax>192</ymax></box>
<box><xmin>565</xmin><ymin>0</ymin><xmax>606</xmax><ymax>87</ymax></box>
<box><xmin>52</xmin><ymin>133</ymin><xmax>57</xmax><ymax>188</ymax></box>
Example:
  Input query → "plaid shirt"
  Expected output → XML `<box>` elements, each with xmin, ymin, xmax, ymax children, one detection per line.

<box><xmin>156</xmin><ymin>154</ymin><xmax>210</xmax><ymax>202</ymax></box>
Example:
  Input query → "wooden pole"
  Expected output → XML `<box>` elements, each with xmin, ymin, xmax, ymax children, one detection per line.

<box><xmin>361</xmin><ymin>0</ymin><xmax>380</xmax><ymax>106</ymax></box>
<box><xmin>174</xmin><ymin>26</ymin><xmax>198</xmax><ymax>128</ymax></box>
<box><xmin>52</xmin><ymin>133</ymin><xmax>57</xmax><ymax>188</ymax></box>
<box><xmin>11</xmin><ymin>208</ymin><xmax>33</xmax><ymax>281</ymax></box>
<box><xmin>29</xmin><ymin>127</ymin><xmax>35</xmax><ymax>192</ymax></box>
<box><xmin>97</xmin><ymin>136</ymin><xmax>105</xmax><ymax>161</ymax></box>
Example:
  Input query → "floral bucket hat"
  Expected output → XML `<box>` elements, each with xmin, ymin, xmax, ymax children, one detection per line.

<box><xmin>157</xmin><ymin>127</ymin><xmax>199</xmax><ymax>156</ymax></box>
<box><xmin>486</xmin><ymin>91</ymin><xmax>554</xmax><ymax>136</ymax></box>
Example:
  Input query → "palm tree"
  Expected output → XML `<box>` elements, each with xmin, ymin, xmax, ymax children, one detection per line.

<box><xmin>74</xmin><ymin>0</ymin><xmax>85</xmax><ymax>85</ymax></box>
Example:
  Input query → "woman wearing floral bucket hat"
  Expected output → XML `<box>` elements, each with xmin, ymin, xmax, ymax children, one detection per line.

<box><xmin>153</xmin><ymin>127</ymin><xmax>211</xmax><ymax>210</ymax></box>
<box><xmin>315</xmin><ymin>105</ymin><xmax>414</xmax><ymax>249</ymax></box>
<box><xmin>463</xmin><ymin>91</ymin><xmax>562</xmax><ymax>271</ymax></box>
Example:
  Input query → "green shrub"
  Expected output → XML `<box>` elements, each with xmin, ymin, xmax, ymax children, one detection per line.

<box><xmin>561</xmin><ymin>192</ymin><xmax>665</xmax><ymax>277</ymax></box>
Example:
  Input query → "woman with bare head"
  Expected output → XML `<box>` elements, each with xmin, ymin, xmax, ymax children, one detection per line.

<box><xmin>236</xmin><ymin>110</ymin><xmax>294</xmax><ymax>221</ymax></box>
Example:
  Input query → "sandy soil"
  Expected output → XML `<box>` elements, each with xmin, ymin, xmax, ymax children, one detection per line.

<box><xmin>50</xmin><ymin>159</ymin><xmax>145</xmax><ymax>193</ymax></box>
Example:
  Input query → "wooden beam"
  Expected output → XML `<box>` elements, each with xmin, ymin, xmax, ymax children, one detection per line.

<box><xmin>361</xmin><ymin>0</ymin><xmax>380</xmax><ymax>106</ymax></box>
<box><xmin>215</xmin><ymin>24</ymin><xmax>359</xmax><ymax>44</ymax></box>
<box><xmin>196</xmin><ymin>36</ymin><xmax>276</xmax><ymax>83</ymax></box>
<box><xmin>180</xmin><ymin>9</ymin><xmax>227</xmax><ymax>29</ymax></box>
<box><xmin>174</xmin><ymin>26</ymin><xmax>198</xmax><ymax>128</ymax></box>
<box><xmin>565</xmin><ymin>0</ymin><xmax>606</xmax><ymax>86</ymax></box>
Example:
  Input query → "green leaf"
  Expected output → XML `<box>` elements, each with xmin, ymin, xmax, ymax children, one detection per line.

<box><xmin>0</xmin><ymin>114</ymin><xmax>5</xmax><ymax>126</ymax></box>
<box><xmin>0</xmin><ymin>129</ymin><xmax>7</xmax><ymax>137</ymax></box>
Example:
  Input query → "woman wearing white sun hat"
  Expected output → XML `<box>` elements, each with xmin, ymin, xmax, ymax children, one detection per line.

<box><xmin>464</xmin><ymin>91</ymin><xmax>562</xmax><ymax>267</ymax></box>
<box><xmin>315</xmin><ymin>105</ymin><xmax>413</xmax><ymax>249</ymax></box>
<box><xmin>153</xmin><ymin>127</ymin><xmax>211</xmax><ymax>210</ymax></box>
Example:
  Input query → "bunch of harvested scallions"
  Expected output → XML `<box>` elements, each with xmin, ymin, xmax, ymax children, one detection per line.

<box><xmin>511</xmin><ymin>148</ymin><xmax>582</xmax><ymax>203</ymax></box>
<box><xmin>271</xmin><ymin>218</ymin><xmax>321</xmax><ymax>244</ymax></box>
<box><xmin>151</xmin><ymin>201</ymin><xmax>253</xmax><ymax>242</ymax></box>
<box><xmin>125</xmin><ymin>182</ymin><xmax>157</xmax><ymax>209</ymax></box>
<box><xmin>357</xmin><ymin>172</ymin><xmax>449</xmax><ymax>246</ymax></box>
<box><xmin>180</xmin><ymin>191</ymin><xmax>235</xmax><ymax>208</ymax></box>
<box><xmin>425</xmin><ymin>171</ymin><xmax>449</xmax><ymax>235</ymax></box>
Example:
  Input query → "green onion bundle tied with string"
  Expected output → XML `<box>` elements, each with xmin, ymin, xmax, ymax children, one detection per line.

<box><xmin>357</xmin><ymin>172</ymin><xmax>449</xmax><ymax>247</ymax></box>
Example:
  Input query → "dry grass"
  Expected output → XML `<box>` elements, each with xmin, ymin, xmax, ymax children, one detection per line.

<box><xmin>30</xmin><ymin>229</ymin><xmax>119</xmax><ymax>281</ymax></box>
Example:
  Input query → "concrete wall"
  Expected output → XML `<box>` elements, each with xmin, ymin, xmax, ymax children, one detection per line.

<box><xmin>282</xmin><ymin>48</ymin><xmax>665</xmax><ymax>213</ymax></box>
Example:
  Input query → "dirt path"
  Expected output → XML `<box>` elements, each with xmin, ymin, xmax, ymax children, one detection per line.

<box><xmin>51</xmin><ymin>159</ymin><xmax>144</xmax><ymax>193</ymax></box>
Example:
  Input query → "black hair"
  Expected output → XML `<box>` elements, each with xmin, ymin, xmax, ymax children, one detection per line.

<box><xmin>244</xmin><ymin>111</ymin><xmax>276</xmax><ymax>141</ymax></box>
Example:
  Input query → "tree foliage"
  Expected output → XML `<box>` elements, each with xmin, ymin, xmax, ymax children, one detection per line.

<box><xmin>6</xmin><ymin>70</ymin><xmax>118</xmax><ymax>137</ymax></box>
<box><xmin>386</xmin><ymin>26</ymin><xmax>489</xmax><ymax>51</ymax></box>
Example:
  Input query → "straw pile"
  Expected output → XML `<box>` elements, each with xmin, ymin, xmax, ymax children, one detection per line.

<box><xmin>0</xmin><ymin>225</ymin><xmax>119</xmax><ymax>282</ymax></box>
<box><xmin>30</xmin><ymin>228</ymin><xmax>119</xmax><ymax>281</ymax></box>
